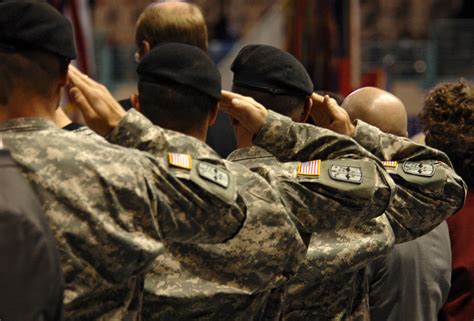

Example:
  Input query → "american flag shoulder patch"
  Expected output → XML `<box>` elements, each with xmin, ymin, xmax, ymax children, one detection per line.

<box><xmin>297</xmin><ymin>160</ymin><xmax>321</xmax><ymax>176</ymax></box>
<box><xmin>168</xmin><ymin>153</ymin><xmax>192</xmax><ymax>170</ymax></box>
<box><xmin>382</xmin><ymin>161</ymin><xmax>398</xmax><ymax>168</ymax></box>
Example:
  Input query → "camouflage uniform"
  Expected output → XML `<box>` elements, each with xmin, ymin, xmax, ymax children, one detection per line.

<box><xmin>229</xmin><ymin>112</ymin><xmax>466</xmax><ymax>320</ymax></box>
<box><xmin>106</xmin><ymin>111</ymin><xmax>306</xmax><ymax>320</ymax></box>
<box><xmin>0</xmin><ymin>110</ymin><xmax>251</xmax><ymax>320</ymax></box>
<box><xmin>142</xmin><ymin>159</ymin><xmax>306</xmax><ymax>320</ymax></box>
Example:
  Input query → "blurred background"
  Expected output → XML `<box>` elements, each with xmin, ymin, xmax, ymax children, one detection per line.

<box><xmin>51</xmin><ymin>0</ymin><xmax>473</xmax><ymax>136</ymax></box>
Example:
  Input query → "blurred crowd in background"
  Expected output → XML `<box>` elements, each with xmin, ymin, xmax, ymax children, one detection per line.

<box><xmin>55</xmin><ymin>0</ymin><xmax>473</xmax><ymax>137</ymax></box>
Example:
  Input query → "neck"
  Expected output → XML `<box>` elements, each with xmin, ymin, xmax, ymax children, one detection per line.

<box><xmin>0</xmin><ymin>92</ymin><xmax>58</xmax><ymax>123</ymax></box>
<box><xmin>184</xmin><ymin>126</ymin><xmax>208</xmax><ymax>142</ymax></box>
<box><xmin>235</xmin><ymin>139</ymin><xmax>253</xmax><ymax>149</ymax></box>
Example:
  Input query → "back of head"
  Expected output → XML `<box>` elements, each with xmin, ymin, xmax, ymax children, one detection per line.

<box><xmin>0</xmin><ymin>0</ymin><xmax>76</xmax><ymax>106</ymax></box>
<box><xmin>342</xmin><ymin>87</ymin><xmax>408</xmax><ymax>137</ymax></box>
<box><xmin>419</xmin><ymin>79</ymin><xmax>474</xmax><ymax>185</ymax></box>
<box><xmin>137</xmin><ymin>43</ymin><xmax>221</xmax><ymax>134</ymax></box>
<box><xmin>231</xmin><ymin>44</ymin><xmax>314</xmax><ymax>119</ymax></box>
<box><xmin>135</xmin><ymin>1</ymin><xmax>208</xmax><ymax>53</ymax></box>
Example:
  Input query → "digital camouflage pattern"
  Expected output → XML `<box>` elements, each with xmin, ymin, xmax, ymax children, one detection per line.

<box><xmin>228</xmin><ymin>147</ymin><xmax>393</xmax><ymax>234</ymax></box>
<box><xmin>142</xmin><ymin>160</ymin><xmax>306</xmax><ymax>320</ymax></box>
<box><xmin>0</xmin><ymin>110</ymin><xmax>248</xmax><ymax>320</ymax></box>
<box><xmin>231</xmin><ymin>111</ymin><xmax>466</xmax><ymax>320</ymax></box>
<box><xmin>106</xmin><ymin>110</ymin><xmax>307</xmax><ymax>320</ymax></box>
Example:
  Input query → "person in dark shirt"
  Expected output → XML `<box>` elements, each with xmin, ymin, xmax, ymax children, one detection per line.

<box><xmin>0</xmin><ymin>148</ymin><xmax>64</xmax><ymax>321</ymax></box>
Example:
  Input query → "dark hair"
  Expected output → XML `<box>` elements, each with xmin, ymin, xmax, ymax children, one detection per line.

<box><xmin>232</xmin><ymin>84</ymin><xmax>306</xmax><ymax>118</ymax></box>
<box><xmin>0</xmin><ymin>49</ymin><xmax>68</xmax><ymax>105</ymax></box>
<box><xmin>138</xmin><ymin>81</ymin><xmax>217</xmax><ymax>134</ymax></box>
<box><xmin>419</xmin><ymin>79</ymin><xmax>474</xmax><ymax>185</ymax></box>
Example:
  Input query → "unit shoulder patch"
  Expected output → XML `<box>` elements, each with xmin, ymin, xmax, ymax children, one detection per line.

<box><xmin>329</xmin><ymin>165</ymin><xmax>363</xmax><ymax>184</ymax></box>
<box><xmin>197</xmin><ymin>162</ymin><xmax>230</xmax><ymax>188</ymax></box>
<box><xmin>168</xmin><ymin>153</ymin><xmax>192</xmax><ymax>170</ymax></box>
<box><xmin>402</xmin><ymin>161</ymin><xmax>435</xmax><ymax>177</ymax></box>
<box><xmin>297</xmin><ymin>160</ymin><xmax>321</xmax><ymax>176</ymax></box>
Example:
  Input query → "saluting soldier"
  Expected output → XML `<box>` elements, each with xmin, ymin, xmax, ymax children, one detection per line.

<box><xmin>68</xmin><ymin>41</ymin><xmax>395</xmax><ymax>319</ymax></box>
<box><xmin>225</xmin><ymin>44</ymin><xmax>467</xmax><ymax>320</ymax></box>
<box><xmin>0</xmin><ymin>2</ymin><xmax>261</xmax><ymax>319</ymax></box>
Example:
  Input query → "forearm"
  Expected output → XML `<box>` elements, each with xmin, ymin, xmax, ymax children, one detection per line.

<box><xmin>253</xmin><ymin>111</ymin><xmax>375</xmax><ymax>162</ymax></box>
<box><xmin>269</xmin><ymin>159</ymin><xmax>394</xmax><ymax>233</ymax></box>
<box><xmin>385</xmin><ymin>162</ymin><xmax>466</xmax><ymax>242</ymax></box>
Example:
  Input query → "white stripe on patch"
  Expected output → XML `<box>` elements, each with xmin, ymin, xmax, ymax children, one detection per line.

<box><xmin>297</xmin><ymin>160</ymin><xmax>321</xmax><ymax>176</ymax></box>
<box><xmin>168</xmin><ymin>153</ymin><xmax>192</xmax><ymax>170</ymax></box>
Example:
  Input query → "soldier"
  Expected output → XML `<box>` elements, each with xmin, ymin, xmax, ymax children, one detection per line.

<box><xmin>343</xmin><ymin>87</ymin><xmax>452</xmax><ymax>321</ymax></box>
<box><xmin>118</xmin><ymin>0</ymin><xmax>208</xmax><ymax>111</ymax></box>
<box><xmin>68</xmin><ymin>42</ymin><xmax>395</xmax><ymax>319</ymax></box>
<box><xmin>132</xmin><ymin>0</ymin><xmax>237</xmax><ymax>157</ymax></box>
<box><xmin>0</xmin><ymin>146</ymin><xmax>64</xmax><ymax>321</ymax></box>
<box><xmin>0</xmin><ymin>1</ymin><xmax>263</xmax><ymax>319</ymax></box>
<box><xmin>133</xmin><ymin>43</ymin><xmax>306</xmax><ymax>320</ymax></box>
<box><xmin>226</xmin><ymin>44</ymin><xmax>466</xmax><ymax>320</ymax></box>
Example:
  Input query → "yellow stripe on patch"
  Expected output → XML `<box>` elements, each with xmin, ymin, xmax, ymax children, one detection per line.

<box><xmin>382</xmin><ymin>161</ymin><xmax>398</xmax><ymax>168</ymax></box>
<box><xmin>297</xmin><ymin>160</ymin><xmax>321</xmax><ymax>176</ymax></box>
<box><xmin>168</xmin><ymin>153</ymin><xmax>192</xmax><ymax>170</ymax></box>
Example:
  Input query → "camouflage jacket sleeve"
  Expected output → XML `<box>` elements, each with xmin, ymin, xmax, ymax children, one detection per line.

<box><xmin>104</xmin><ymin>109</ymin><xmax>246</xmax><ymax>244</ymax></box>
<box><xmin>252</xmin><ymin>110</ymin><xmax>377</xmax><ymax>161</ymax></box>
<box><xmin>352</xmin><ymin>120</ymin><xmax>467</xmax><ymax>242</ymax></box>
<box><xmin>229</xmin><ymin>151</ymin><xmax>393</xmax><ymax>234</ymax></box>
<box><xmin>233</xmin><ymin>109</ymin><xmax>396</xmax><ymax>233</ymax></box>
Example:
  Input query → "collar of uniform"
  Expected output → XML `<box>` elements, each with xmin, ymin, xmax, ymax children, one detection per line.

<box><xmin>227</xmin><ymin>145</ymin><xmax>274</xmax><ymax>162</ymax></box>
<box><xmin>0</xmin><ymin>117</ymin><xmax>56</xmax><ymax>132</ymax></box>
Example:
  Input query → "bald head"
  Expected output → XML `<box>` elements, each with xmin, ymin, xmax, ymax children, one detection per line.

<box><xmin>342</xmin><ymin>87</ymin><xmax>408</xmax><ymax>137</ymax></box>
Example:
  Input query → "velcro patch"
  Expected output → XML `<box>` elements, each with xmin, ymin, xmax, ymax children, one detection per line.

<box><xmin>329</xmin><ymin>165</ymin><xmax>363</xmax><ymax>184</ymax></box>
<box><xmin>197</xmin><ymin>162</ymin><xmax>229</xmax><ymax>188</ymax></box>
<box><xmin>168</xmin><ymin>153</ymin><xmax>192</xmax><ymax>170</ymax></box>
<box><xmin>402</xmin><ymin>161</ymin><xmax>435</xmax><ymax>177</ymax></box>
<box><xmin>297</xmin><ymin>160</ymin><xmax>321</xmax><ymax>176</ymax></box>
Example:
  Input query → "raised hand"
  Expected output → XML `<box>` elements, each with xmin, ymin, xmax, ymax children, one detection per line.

<box><xmin>67</xmin><ymin>65</ymin><xmax>126</xmax><ymax>136</ymax></box>
<box><xmin>220</xmin><ymin>90</ymin><xmax>268</xmax><ymax>136</ymax></box>
<box><xmin>310</xmin><ymin>93</ymin><xmax>355</xmax><ymax>136</ymax></box>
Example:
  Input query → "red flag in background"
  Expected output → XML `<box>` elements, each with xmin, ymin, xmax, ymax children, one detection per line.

<box><xmin>48</xmin><ymin>0</ymin><xmax>95</xmax><ymax>122</ymax></box>
<box><xmin>285</xmin><ymin>0</ymin><xmax>361</xmax><ymax>97</ymax></box>
<box><xmin>49</xmin><ymin>0</ymin><xmax>96</xmax><ymax>76</ymax></box>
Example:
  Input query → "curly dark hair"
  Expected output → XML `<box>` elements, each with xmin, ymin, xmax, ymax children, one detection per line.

<box><xmin>419</xmin><ymin>79</ymin><xmax>474</xmax><ymax>186</ymax></box>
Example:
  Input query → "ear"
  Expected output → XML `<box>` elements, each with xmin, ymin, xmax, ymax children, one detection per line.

<box><xmin>299</xmin><ymin>96</ymin><xmax>313</xmax><ymax>123</ymax></box>
<box><xmin>59</xmin><ymin>64</ymin><xmax>69</xmax><ymax>87</ymax></box>
<box><xmin>143</xmin><ymin>40</ymin><xmax>151</xmax><ymax>56</ymax></box>
<box><xmin>131</xmin><ymin>93</ymin><xmax>140</xmax><ymax>111</ymax></box>
<box><xmin>208</xmin><ymin>103</ymin><xmax>219</xmax><ymax>126</ymax></box>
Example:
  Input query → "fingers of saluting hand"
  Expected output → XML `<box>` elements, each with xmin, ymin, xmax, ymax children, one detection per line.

<box><xmin>311</xmin><ymin>92</ymin><xmax>325</xmax><ymax>105</ymax></box>
<box><xmin>68</xmin><ymin>65</ymin><xmax>117</xmax><ymax>108</ymax></box>
<box><xmin>69</xmin><ymin>86</ymin><xmax>96</xmax><ymax>120</ymax></box>
<box><xmin>220</xmin><ymin>90</ymin><xmax>268</xmax><ymax>134</ymax></box>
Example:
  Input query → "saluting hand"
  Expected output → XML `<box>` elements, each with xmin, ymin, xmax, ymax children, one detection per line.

<box><xmin>220</xmin><ymin>90</ymin><xmax>269</xmax><ymax>136</ymax></box>
<box><xmin>310</xmin><ymin>93</ymin><xmax>355</xmax><ymax>137</ymax></box>
<box><xmin>67</xmin><ymin>65</ymin><xmax>126</xmax><ymax>136</ymax></box>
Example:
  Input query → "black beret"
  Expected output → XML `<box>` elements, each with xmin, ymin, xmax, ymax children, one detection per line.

<box><xmin>0</xmin><ymin>0</ymin><xmax>77</xmax><ymax>59</ymax></box>
<box><xmin>231</xmin><ymin>44</ymin><xmax>313</xmax><ymax>96</ymax></box>
<box><xmin>137</xmin><ymin>43</ymin><xmax>221</xmax><ymax>100</ymax></box>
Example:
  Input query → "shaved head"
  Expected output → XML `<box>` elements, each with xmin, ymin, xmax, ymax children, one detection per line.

<box><xmin>342</xmin><ymin>87</ymin><xmax>408</xmax><ymax>137</ymax></box>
